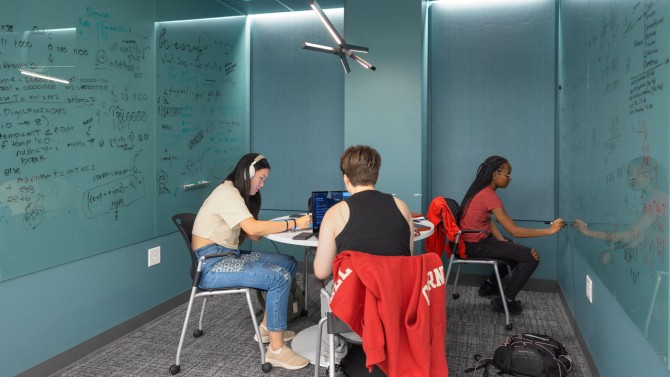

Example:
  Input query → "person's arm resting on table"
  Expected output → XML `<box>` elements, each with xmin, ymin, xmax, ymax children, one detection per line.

<box><xmin>240</xmin><ymin>215</ymin><xmax>311</xmax><ymax>240</ymax></box>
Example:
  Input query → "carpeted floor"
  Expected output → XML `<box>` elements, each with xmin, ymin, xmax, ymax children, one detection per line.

<box><xmin>52</xmin><ymin>276</ymin><xmax>594</xmax><ymax>377</ymax></box>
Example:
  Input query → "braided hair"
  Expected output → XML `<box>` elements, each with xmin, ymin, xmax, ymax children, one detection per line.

<box><xmin>459</xmin><ymin>155</ymin><xmax>508</xmax><ymax>221</ymax></box>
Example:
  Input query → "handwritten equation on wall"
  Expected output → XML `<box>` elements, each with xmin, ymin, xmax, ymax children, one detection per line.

<box><xmin>558</xmin><ymin>0</ymin><xmax>668</xmax><ymax>355</ymax></box>
<box><xmin>0</xmin><ymin>2</ymin><xmax>156</xmax><ymax>281</ymax></box>
<box><xmin>154</xmin><ymin>17</ymin><xmax>248</xmax><ymax>231</ymax></box>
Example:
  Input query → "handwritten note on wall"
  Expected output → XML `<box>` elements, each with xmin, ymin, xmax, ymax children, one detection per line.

<box><xmin>558</xmin><ymin>0</ymin><xmax>668</xmax><ymax>358</ymax></box>
<box><xmin>154</xmin><ymin>17</ymin><xmax>248</xmax><ymax>233</ymax></box>
<box><xmin>0</xmin><ymin>2</ymin><xmax>157</xmax><ymax>280</ymax></box>
<box><xmin>0</xmin><ymin>1</ymin><xmax>250</xmax><ymax>281</ymax></box>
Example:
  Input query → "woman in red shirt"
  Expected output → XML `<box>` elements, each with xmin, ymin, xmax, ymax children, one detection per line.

<box><xmin>459</xmin><ymin>155</ymin><xmax>564</xmax><ymax>314</ymax></box>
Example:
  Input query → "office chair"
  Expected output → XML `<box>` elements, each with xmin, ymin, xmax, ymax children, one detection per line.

<box><xmin>316</xmin><ymin>251</ymin><xmax>448</xmax><ymax>377</ymax></box>
<box><xmin>441</xmin><ymin>197</ymin><xmax>514</xmax><ymax>330</ymax></box>
<box><xmin>314</xmin><ymin>288</ymin><xmax>362</xmax><ymax>377</ymax></box>
<box><xmin>169</xmin><ymin>213</ymin><xmax>272</xmax><ymax>375</ymax></box>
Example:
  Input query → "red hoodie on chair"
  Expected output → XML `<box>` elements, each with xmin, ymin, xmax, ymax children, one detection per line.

<box><xmin>425</xmin><ymin>196</ymin><xmax>466</xmax><ymax>258</ymax></box>
<box><xmin>329</xmin><ymin>251</ymin><xmax>448</xmax><ymax>377</ymax></box>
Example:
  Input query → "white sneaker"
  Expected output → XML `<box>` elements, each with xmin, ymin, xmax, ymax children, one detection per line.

<box><xmin>253</xmin><ymin>324</ymin><xmax>296</xmax><ymax>344</ymax></box>
<box><xmin>265</xmin><ymin>345</ymin><xmax>309</xmax><ymax>370</ymax></box>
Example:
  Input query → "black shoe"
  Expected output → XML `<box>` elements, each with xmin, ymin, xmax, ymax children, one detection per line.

<box><xmin>478</xmin><ymin>281</ymin><xmax>501</xmax><ymax>297</ymax></box>
<box><xmin>491</xmin><ymin>297</ymin><xmax>523</xmax><ymax>315</ymax></box>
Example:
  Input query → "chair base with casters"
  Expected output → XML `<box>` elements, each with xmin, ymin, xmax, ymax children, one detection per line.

<box><xmin>314</xmin><ymin>288</ymin><xmax>361</xmax><ymax>377</ymax></box>
<box><xmin>445</xmin><ymin>253</ymin><xmax>514</xmax><ymax>330</ymax></box>
<box><xmin>169</xmin><ymin>254</ymin><xmax>272</xmax><ymax>375</ymax></box>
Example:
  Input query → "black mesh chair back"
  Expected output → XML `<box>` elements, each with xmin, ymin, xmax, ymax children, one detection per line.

<box><xmin>172</xmin><ymin>213</ymin><xmax>197</xmax><ymax>280</ymax></box>
<box><xmin>444</xmin><ymin>197</ymin><xmax>461</xmax><ymax>223</ymax></box>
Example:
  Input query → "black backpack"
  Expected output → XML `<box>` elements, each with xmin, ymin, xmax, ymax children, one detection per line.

<box><xmin>255</xmin><ymin>273</ymin><xmax>305</xmax><ymax>322</ymax></box>
<box><xmin>465</xmin><ymin>333</ymin><xmax>573</xmax><ymax>377</ymax></box>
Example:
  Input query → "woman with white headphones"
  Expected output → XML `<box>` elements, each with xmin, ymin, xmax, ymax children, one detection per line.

<box><xmin>191</xmin><ymin>153</ymin><xmax>312</xmax><ymax>370</ymax></box>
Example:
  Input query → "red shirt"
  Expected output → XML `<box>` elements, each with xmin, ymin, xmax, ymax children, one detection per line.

<box><xmin>459</xmin><ymin>186</ymin><xmax>503</xmax><ymax>242</ymax></box>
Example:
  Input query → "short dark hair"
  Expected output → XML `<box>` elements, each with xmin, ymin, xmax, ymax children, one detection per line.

<box><xmin>340</xmin><ymin>145</ymin><xmax>381</xmax><ymax>186</ymax></box>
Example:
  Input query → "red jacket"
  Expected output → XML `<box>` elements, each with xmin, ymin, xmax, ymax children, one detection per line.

<box><xmin>426</xmin><ymin>196</ymin><xmax>466</xmax><ymax>258</ymax></box>
<box><xmin>330</xmin><ymin>251</ymin><xmax>448</xmax><ymax>377</ymax></box>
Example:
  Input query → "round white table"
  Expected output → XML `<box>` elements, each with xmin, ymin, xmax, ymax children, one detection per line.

<box><xmin>265</xmin><ymin>216</ymin><xmax>434</xmax><ymax>311</ymax></box>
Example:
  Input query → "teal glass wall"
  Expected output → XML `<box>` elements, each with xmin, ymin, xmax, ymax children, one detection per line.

<box><xmin>558</xmin><ymin>0</ymin><xmax>669</xmax><ymax>374</ymax></box>
<box><xmin>0</xmin><ymin>1</ymin><xmax>250</xmax><ymax>281</ymax></box>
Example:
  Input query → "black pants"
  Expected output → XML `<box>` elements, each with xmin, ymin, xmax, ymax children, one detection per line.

<box><xmin>465</xmin><ymin>237</ymin><xmax>539</xmax><ymax>300</ymax></box>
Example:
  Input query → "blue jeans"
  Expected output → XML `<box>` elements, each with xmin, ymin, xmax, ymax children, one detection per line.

<box><xmin>194</xmin><ymin>244</ymin><xmax>297</xmax><ymax>331</ymax></box>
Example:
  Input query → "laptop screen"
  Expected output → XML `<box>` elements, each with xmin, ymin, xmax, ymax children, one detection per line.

<box><xmin>311</xmin><ymin>190</ymin><xmax>350</xmax><ymax>235</ymax></box>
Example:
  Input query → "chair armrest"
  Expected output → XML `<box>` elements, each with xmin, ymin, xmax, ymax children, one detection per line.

<box><xmin>192</xmin><ymin>252</ymin><xmax>239</xmax><ymax>287</ymax></box>
<box><xmin>320</xmin><ymin>287</ymin><xmax>331</xmax><ymax>301</ymax></box>
<box><xmin>202</xmin><ymin>251</ymin><xmax>238</xmax><ymax>259</ymax></box>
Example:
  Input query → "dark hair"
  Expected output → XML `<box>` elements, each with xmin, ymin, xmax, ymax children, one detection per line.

<box><xmin>460</xmin><ymin>155</ymin><xmax>508</xmax><ymax>221</ymax></box>
<box><xmin>340</xmin><ymin>145</ymin><xmax>381</xmax><ymax>186</ymax></box>
<box><xmin>225</xmin><ymin>153</ymin><xmax>270</xmax><ymax>243</ymax></box>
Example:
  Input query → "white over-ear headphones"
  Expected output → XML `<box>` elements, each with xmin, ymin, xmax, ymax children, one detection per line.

<box><xmin>247</xmin><ymin>154</ymin><xmax>266</xmax><ymax>180</ymax></box>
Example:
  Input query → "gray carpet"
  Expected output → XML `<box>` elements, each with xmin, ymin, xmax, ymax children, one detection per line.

<box><xmin>52</xmin><ymin>276</ymin><xmax>594</xmax><ymax>377</ymax></box>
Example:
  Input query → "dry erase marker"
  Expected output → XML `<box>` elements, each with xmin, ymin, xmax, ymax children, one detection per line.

<box><xmin>544</xmin><ymin>220</ymin><xmax>579</xmax><ymax>226</ymax></box>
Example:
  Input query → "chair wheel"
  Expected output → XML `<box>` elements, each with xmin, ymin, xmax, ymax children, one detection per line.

<box><xmin>452</xmin><ymin>293</ymin><xmax>460</xmax><ymax>299</ymax></box>
<box><xmin>193</xmin><ymin>329</ymin><xmax>204</xmax><ymax>337</ymax></box>
<box><xmin>505</xmin><ymin>323</ymin><xmax>513</xmax><ymax>331</ymax></box>
<box><xmin>169</xmin><ymin>364</ymin><xmax>181</xmax><ymax>375</ymax></box>
<box><xmin>262</xmin><ymin>362</ymin><xmax>273</xmax><ymax>373</ymax></box>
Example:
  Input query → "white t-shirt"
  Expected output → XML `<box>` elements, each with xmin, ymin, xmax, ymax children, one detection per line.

<box><xmin>192</xmin><ymin>180</ymin><xmax>253</xmax><ymax>249</ymax></box>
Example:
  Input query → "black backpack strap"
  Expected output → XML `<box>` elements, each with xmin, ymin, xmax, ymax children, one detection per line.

<box><xmin>464</xmin><ymin>354</ymin><xmax>496</xmax><ymax>376</ymax></box>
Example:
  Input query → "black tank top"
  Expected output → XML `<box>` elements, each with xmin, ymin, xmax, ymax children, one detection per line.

<box><xmin>335</xmin><ymin>190</ymin><xmax>411</xmax><ymax>256</ymax></box>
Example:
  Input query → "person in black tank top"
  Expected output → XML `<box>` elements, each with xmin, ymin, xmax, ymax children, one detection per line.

<box><xmin>314</xmin><ymin>145</ymin><xmax>414</xmax><ymax>280</ymax></box>
<box><xmin>312</xmin><ymin>145</ymin><xmax>415</xmax><ymax>369</ymax></box>
<box><xmin>335</xmin><ymin>190</ymin><xmax>410</xmax><ymax>255</ymax></box>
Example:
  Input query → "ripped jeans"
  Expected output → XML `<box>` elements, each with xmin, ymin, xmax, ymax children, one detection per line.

<box><xmin>194</xmin><ymin>244</ymin><xmax>297</xmax><ymax>331</ymax></box>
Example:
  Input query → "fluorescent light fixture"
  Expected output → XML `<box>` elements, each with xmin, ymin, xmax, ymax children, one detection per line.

<box><xmin>339</xmin><ymin>54</ymin><xmax>351</xmax><ymax>73</ymax></box>
<box><xmin>19</xmin><ymin>69</ymin><xmax>70</xmax><ymax>84</ymax></box>
<box><xmin>310</xmin><ymin>0</ymin><xmax>343</xmax><ymax>45</ymax></box>
<box><xmin>432</xmin><ymin>0</ymin><xmax>545</xmax><ymax>9</ymax></box>
<box><xmin>302</xmin><ymin>42</ymin><xmax>340</xmax><ymax>54</ymax></box>
<box><xmin>43</xmin><ymin>28</ymin><xmax>76</xmax><ymax>33</ymax></box>
<box><xmin>342</xmin><ymin>44</ymin><xmax>369</xmax><ymax>53</ymax></box>
<box><xmin>302</xmin><ymin>0</ymin><xmax>376</xmax><ymax>73</ymax></box>
<box><xmin>345</xmin><ymin>50</ymin><xmax>376</xmax><ymax>71</ymax></box>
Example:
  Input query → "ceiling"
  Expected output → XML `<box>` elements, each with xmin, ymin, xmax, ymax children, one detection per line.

<box><xmin>217</xmin><ymin>0</ymin><xmax>343</xmax><ymax>14</ymax></box>
<box><xmin>156</xmin><ymin>0</ymin><xmax>344</xmax><ymax>21</ymax></box>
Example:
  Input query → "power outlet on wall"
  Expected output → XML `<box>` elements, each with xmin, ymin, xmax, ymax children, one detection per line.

<box><xmin>586</xmin><ymin>274</ymin><xmax>593</xmax><ymax>303</ymax></box>
<box><xmin>148</xmin><ymin>247</ymin><xmax>161</xmax><ymax>267</ymax></box>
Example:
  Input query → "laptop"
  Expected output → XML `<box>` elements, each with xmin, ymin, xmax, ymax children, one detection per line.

<box><xmin>310</xmin><ymin>190</ymin><xmax>351</xmax><ymax>238</ymax></box>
